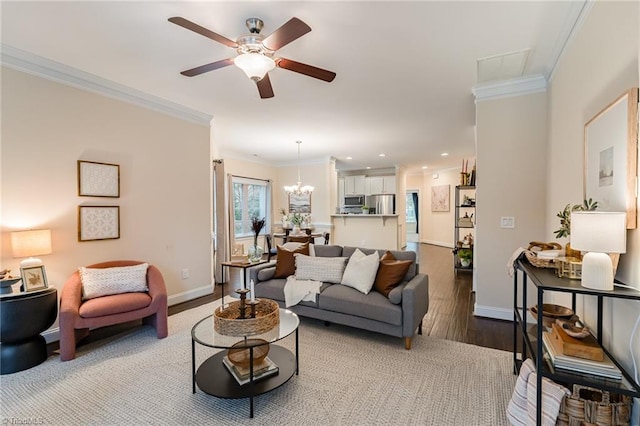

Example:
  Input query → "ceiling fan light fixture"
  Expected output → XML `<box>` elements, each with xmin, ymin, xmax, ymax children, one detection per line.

<box><xmin>234</xmin><ymin>52</ymin><xmax>275</xmax><ymax>81</ymax></box>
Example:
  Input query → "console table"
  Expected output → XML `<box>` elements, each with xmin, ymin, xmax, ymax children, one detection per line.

<box><xmin>0</xmin><ymin>287</ymin><xmax>58</xmax><ymax>374</ymax></box>
<box><xmin>513</xmin><ymin>259</ymin><xmax>640</xmax><ymax>426</ymax></box>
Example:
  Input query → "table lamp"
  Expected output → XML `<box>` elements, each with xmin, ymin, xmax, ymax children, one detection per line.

<box><xmin>570</xmin><ymin>212</ymin><xmax>626</xmax><ymax>290</ymax></box>
<box><xmin>11</xmin><ymin>229</ymin><xmax>53</xmax><ymax>268</ymax></box>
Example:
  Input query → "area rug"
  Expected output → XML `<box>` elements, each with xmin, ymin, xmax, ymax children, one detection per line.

<box><xmin>1</xmin><ymin>300</ymin><xmax>516</xmax><ymax>425</ymax></box>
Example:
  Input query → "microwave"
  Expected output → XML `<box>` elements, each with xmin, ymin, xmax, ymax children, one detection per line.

<box><xmin>343</xmin><ymin>195</ymin><xmax>365</xmax><ymax>207</ymax></box>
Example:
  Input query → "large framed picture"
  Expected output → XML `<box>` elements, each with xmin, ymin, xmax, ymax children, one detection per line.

<box><xmin>78</xmin><ymin>160</ymin><xmax>120</xmax><ymax>197</ymax></box>
<box><xmin>584</xmin><ymin>88</ymin><xmax>638</xmax><ymax>229</ymax></box>
<box><xmin>289</xmin><ymin>193</ymin><xmax>311</xmax><ymax>213</ymax></box>
<box><xmin>431</xmin><ymin>185</ymin><xmax>450</xmax><ymax>212</ymax></box>
<box><xmin>20</xmin><ymin>265</ymin><xmax>48</xmax><ymax>292</ymax></box>
<box><xmin>78</xmin><ymin>206</ymin><xmax>120</xmax><ymax>241</ymax></box>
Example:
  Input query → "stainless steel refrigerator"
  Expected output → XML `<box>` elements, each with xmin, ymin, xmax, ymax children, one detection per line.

<box><xmin>366</xmin><ymin>194</ymin><xmax>395</xmax><ymax>215</ymax></box>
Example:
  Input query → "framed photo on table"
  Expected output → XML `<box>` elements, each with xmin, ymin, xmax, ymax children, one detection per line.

<box><xmin>20</xmin><ymin>265</ymin><xmax>48</xmax><ymax>292</ymax></box>
<box><xmin>289</xmin><ymin>193</ymin><xmax>311</xmax><ymax>213</ymax></box>
<box><xmin>78</xmin><ymin>206</ymin><xmax>120</xmax><ymax>241</ymax></box>
<box><xmin>78</xmin><ymin>160</ymin><xmax>120</xmax><ymax>197</ymax></box>
<box><xmin>584</xmin><ymin>88</ymin><xmax>638</xmax><ymax>229</ymax></box>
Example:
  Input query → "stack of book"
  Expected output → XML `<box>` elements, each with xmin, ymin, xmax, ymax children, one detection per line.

<box><xmin>542</xmin><ymin>325</ymin><xmax>621</xmax><ymax>380</ymax></box>
<box><xmin>222</xmin><ymin>355</ymin><xmax>279</xmax><ymax>386</ymax></box>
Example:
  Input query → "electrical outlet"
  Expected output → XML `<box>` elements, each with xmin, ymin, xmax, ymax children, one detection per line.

<box><xmin>500</xmin><ymin>217</ymin><xmax>515</xmax><ymax>229</ymax></box>
<box><xmin>181</xmin><ymin>268</ymin><xmax>189</xmax><ymax>280</ymax></box>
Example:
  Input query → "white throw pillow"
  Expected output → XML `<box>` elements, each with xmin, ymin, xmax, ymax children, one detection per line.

<box><xmin>294</xmin><ymin>254</ymin><xmax>347</xmax><ymax>284</ymax></box>
<box><xmin>80</xmin><ymin>263</ymin><xmax>149</xmax><ymax>300</ymax></box>
<box><xmin>341</xmin><ymin>249</ymin><xmax>380</xmax><ymax>294</ymax></box>
<box><xmin>283</xmin><ymin>242</ymin><xmax>315</xmax><ymax>256</ymax></box>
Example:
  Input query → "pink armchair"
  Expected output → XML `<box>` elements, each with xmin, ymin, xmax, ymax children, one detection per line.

<box><xmin>59</xmin><ymin>260</ymin><xmax>168</xmax><ymax>361</ymax></box>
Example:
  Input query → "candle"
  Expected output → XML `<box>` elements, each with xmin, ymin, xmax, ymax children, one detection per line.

<box><xmin>250</xmin><ymin>279</ymin><xmax>255</xmax><ymax>302</ymax></box>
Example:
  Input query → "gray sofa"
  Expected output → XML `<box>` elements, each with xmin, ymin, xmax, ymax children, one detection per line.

<box><xmin>248</xmin><ymin>245</ymin><xmax>429</xmax><ymax>349</ymax></box>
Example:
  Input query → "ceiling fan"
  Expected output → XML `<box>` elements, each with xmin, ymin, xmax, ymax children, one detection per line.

<box><xmin>168</xmin><ymin>16</ymin><xmax>336</xmax><ymax>99</ymax></box>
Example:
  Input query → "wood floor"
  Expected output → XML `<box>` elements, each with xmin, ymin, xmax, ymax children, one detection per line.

<box><xmin>56</xmin><ymin>243</ymin><xmax>513</xmax><ymax>355</ymax></box>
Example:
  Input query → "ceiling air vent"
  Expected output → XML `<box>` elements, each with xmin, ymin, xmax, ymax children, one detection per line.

<box><xmin>477</xmin><ymin>48</ymin><xmax>530</xmax><ymax>83</ymax></box>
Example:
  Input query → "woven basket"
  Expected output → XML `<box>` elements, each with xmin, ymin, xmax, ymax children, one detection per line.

<box><xmin>525</xmin><ymin>241</ymin><xmax>563</xmax><ymax>268</ymax></box>
<box><xmin>555</xmin><ymin>385</ymin><xmax>632</xmax><ymax>426</ymax></box>
<box><xmin>214</xmin><ymin>299</ymin><xmax>279</xmax><ymax>337</ymax></box>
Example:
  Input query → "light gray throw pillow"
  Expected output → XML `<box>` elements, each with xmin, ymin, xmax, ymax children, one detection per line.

<box><xmin>294</xmin><ymin>254</ymin><xmax>347</xmax><ymax>284</ymax></box>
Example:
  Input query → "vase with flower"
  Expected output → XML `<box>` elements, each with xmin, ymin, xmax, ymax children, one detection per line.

<box><xmin>248</xmin><ymin>216</ymin><xmax>266</xmax><ymax>263</ymax></box>
<box><xmin>289</xmin><ymin>212</ymin><xmax>304</xmax><ymax>235</ymax></box>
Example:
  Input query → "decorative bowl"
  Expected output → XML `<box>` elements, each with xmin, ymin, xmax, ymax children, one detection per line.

<box><xmin>227</xmin><ymin>339</ymin><xmax>270</xmax><ymax>368</ymax></box>
<box><xmin>529</xmin><ymin>304</ymin><xmax>574</xmax><ymax>327</ymax></box>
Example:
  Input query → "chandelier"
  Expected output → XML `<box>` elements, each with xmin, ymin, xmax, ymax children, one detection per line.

<box><xmin>284</xmin><ymin>141</ymin><xmax>314</xmax><ymax>195</ymax></box>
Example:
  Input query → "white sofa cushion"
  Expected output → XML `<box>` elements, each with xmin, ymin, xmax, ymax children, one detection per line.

<box><xmin>341</xmin><ymin>248</ymin><xmax>380</xmax><ymax>294</ymax></box>
<box><xmin>80</xmin><ymin>263</ymin><xmax>149</xmax><ymax>300</ymax></box>
<box><xmin>294</xmin><ymin>254</ymin><xmax>347</xmax><ymax>284</ymax></box>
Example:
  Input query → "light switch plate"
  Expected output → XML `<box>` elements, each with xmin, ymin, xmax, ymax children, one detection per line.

<box><xmin>500</xmin><ymin>216</ymin><xmax>515</xmax><ymax>228</ymax></box>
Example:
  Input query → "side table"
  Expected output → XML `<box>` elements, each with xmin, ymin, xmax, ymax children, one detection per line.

<box><xmin>220</xmin><ymin>260</ymin><xmax>268</xmax><ymax>306</ymax></box>
<box><xmin>0</xmin><ymin>287</ymin><xmax>58</xmax><ymax>374</ymax></box>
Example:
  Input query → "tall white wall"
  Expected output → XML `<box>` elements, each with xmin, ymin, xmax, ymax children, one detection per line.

<box><xmin>475</xmin><ymin>92</ymin><xmax>548</xmax><ymax>319</ymax></box>
<box><xmin>546</xmin><ymin>3</ymin><xmax>639</xmax><ymax>418</ymax></box>
<box><xmin>1</xmin><ymin>68</ymin><xmax>212</xmax><ymax>310</ymax></box>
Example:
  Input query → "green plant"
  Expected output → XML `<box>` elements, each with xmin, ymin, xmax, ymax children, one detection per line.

<box><xmin>554</xmin><ymin>198</ymin><xmax>598</xmax><ymax>238</ymax></box>
<box><xmin>289</xmin><ymin>212</ymin><xmax>304</xmax><ymax>226</ymax></box>
<box><xmin>458</xmin><ymin>248</ymin><xmax>473</xmax><ymax>261</ymax></box>
<box><xmin>362</xmin><ymin>205</ymin><xmax>369</xmax><ymax>210</ymax></box>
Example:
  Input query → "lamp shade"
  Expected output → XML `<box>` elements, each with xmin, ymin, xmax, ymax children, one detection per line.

<box><xmin>234</xmin><ymin>53</ymin><xmax>275</xmax><ymax>81</ymax></box>
<box><xmin>11</xmin><ymin>229</ymin><xmax>52</xmax><ymax>258</ymax></box>
<box><xmin>570</xmin><ymin>212</ymin><xmax>626</xmax><ymax>253</ymax></box>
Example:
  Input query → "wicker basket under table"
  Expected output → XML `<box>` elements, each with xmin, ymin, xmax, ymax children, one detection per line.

<box><xmin>555</xmin><ymin>384</ymin><xmax>631</xmax><ymax>426</ymax></box>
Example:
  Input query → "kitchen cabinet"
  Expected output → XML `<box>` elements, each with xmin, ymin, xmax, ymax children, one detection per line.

<box><xmin>365</xmin><ymin>176</ymin><xmax>396</xmax><ymax>195</ymax></box>
<box><xmin>344</xmin><ymin>175</ymin><xmax>365</xmax><ymax>195</ymax></box>
<box><xmin>338</xmin><ymin>178</ymin><xmax>345</xmax><ymax>206</ymax></box>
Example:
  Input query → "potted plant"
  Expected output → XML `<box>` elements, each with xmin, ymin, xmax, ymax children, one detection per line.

<box><xmin>361</xmin><ymin>205</ymin><xmax>370</xmax><ymax>215</ymax></box>
<box><xmin>457</xmin><ymin>248</ymin><xmax>473</xmax><ymax>267</ymax></box>
<box><xmin>248</xmin><ymin>216</ymin><xmax>266</xmax><ymax>263</ymax></box>
<box><xmin>554</xmin><ymin>198</ymin><xmax>598</xmax><ymax>258</ymax></box>
<box><xmin>289</xmin><ymin>212</ymin><xmax>304</xmax><ymax>234</ymax></box>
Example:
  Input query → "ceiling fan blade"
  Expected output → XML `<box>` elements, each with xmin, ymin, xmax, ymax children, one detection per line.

<box><xmin>180</xmin><ymin>58</ymin><xmax>234</xmax><ymax>77</ymax></box>
<box><xmin>256</xmin><ymin>74</ymin><xmax>275</xmax><ymax>99</ymax></box>
<box><xmin>169</xmin><ymin>17</ymin><xmax>238</xmax><ymax>48</ymax></box>
<box><xmin>262</xmin><ymin>18</ymin><xmax>311</xmax><ymax>51</ymax></box>
<box><xmin>276</xmin><ymin>58</ymin><xmax>336</xmax><ymax>82</ymax></box>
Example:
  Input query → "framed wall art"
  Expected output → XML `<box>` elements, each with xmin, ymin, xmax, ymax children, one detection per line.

<box><xmin>78</xmin><ymin>206</ymin><xmax>120</xmax><ymax>241</ymax></box>
<box><xmin>289</xmin><ymin>193</ymin><xmax>311</xmax><ymax>213</ymax></box>
<box><xmin>20</xmin><ymin>265</ymin><xmax>48</xmax><ymax>292</ymax></box>
<box><xmin>431</xmin><ymin>185</ymin><xmax>450</xmax><ymax>212</ymax></box>
<box><xmin>584</xmin><ymin>87</ymin><xmax>638</xmax><ymax>229</ymax></box>
<box><xmin>78</xmin><ymin>160</ymin><xmax>120</xmax><ymax>197</ymax></box>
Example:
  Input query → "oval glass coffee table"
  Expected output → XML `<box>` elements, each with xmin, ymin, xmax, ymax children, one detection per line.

<box><xmin>191</xmin><ymin>305</ymin><xmax>299</xmax><ymax>418</ymax></box>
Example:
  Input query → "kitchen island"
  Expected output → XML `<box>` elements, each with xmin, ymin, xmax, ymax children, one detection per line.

<box><xmin>330</xmin><ymin>214</ymin><xmax>400</xmax><ymax>250</ymax></box>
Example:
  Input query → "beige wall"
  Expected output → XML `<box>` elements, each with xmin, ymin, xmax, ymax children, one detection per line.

<box><xmin>0</xmin><ymin>68</ymin><xmax>213</xmax><ymax>314</ymax></box>
<box><xmin>546</xmin><ymin>0</ymin><xmax>639</xmax><ymax>406</ymax></box>
<box><xmin>420</xmin><ymin>168</ymin><xmax>461</xmax><ymax>247</ymax></box>
<box><xmin>475</xmin><ymin>92</ymin><xmax>548</xmax><ymax>319</ymax></box>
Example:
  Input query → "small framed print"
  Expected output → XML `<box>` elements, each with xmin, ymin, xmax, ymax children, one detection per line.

<box><xmin>78</xmin><ymin>160</ymin><xmax>120</xmax><ymax>197</ymax></box>
<box><xmin>21</xmin><ymin>265</ymin><xmax>48</xmax><ymax>292</ymax></box>
<box><xmin>78</xmin><ymin>206</ymin><xmax>120</xmax><ymax>241</ymax></box>
<box><xmin>288</xmin><ymin>193</ymin><xmax>311</xmax><ymax>213</ymax></box>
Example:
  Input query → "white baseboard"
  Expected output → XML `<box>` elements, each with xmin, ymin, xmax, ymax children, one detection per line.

<box><xmin>42</xmin><ymin>284</ymin><xmax>216</xmax><ymax>344</ymax></box>
<box><xmin>473</xmin><ymin>303</ymin><xmax>514</xmax><ymax>321</ymax></box>
<box><xmin>422</xmin><ymin>240</ymin><xmax>455</xmax><ymax>248</ymax></box>
<box><xmin>167</xmin><ymin>283</ymin><xmax>214</xmax><ymax>306</ymax></box>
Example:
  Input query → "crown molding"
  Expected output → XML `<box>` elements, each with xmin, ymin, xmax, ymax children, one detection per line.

<box><xmin>547</xmin><ymin>0</ymin><xmax>594</xmax><ymax>83</ymax></box>
<box><xmin>1</xmin><ymin>44</ymin><xmax>212</xmax><ymax>126</ymax></box>
<box><xmin>472</xmin><ymin>74</ymin><xmax>547</xmax><ymax>102</ymax></box>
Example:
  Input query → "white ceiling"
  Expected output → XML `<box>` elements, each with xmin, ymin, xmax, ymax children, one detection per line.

<box><xmin>0</xmin><ymin>1</ymin><xmax>585</xmax><ymax>173</ymax></box>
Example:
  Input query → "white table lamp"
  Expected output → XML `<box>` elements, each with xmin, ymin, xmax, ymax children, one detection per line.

<box><xmin>11</xmin><ymin>229</ymin><xmax>53</xmax><ymax>267</ymax></box>
<box><xmin>570</xmin><ymin>212</ymin><xmax>626</xmax><ymax>290</ymax></box>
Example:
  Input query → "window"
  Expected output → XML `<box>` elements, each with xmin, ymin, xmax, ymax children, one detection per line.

<box><xmin>232</xmin><ymin>176</ymin><xmax>271</xmax><ymax>238</ymax></box>
<box><xmin>406</xmin><ymin>193</ymin><xmax>416</xmax><ymax>223</ymax></box>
